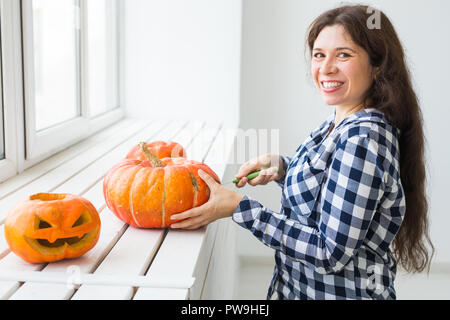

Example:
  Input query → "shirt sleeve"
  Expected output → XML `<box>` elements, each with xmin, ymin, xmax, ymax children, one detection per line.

<box><xmin>232</xmin><ymin>134</ymin><xmax>390</xmax><ymax>274</ymax></box>
<box><xmin>274</xmin><ymin>155</ymin><xmax>291</xmax><ymax>188</ymax></box>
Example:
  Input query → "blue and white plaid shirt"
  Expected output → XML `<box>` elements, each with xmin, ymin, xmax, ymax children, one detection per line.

<box><xmin>233</xmin><ymin>108</ymin><xmax>406</xmax><ymax>300</ymax></box>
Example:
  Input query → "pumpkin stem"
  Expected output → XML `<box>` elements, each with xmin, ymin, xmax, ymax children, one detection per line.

<box><xmin>139</xmin><ymin>142</ymin><xmax>164</xmax><ymax>168</ymax></box>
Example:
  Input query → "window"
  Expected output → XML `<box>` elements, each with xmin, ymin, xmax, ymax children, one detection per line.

<box><xmin>0</xmin><ymin>0</ymin><xmax>123</xmax><ymax>182</ymax></box>
<box><xmin>22</xmin><ymin>0</ymin><xmax>122</xmax><ymax>163</ymax></box>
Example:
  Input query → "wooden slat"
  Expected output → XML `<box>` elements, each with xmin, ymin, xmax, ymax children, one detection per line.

<box><xmin>0</xmin><ymin>251</ymin><xmax>45</xmax><ymax>299</ymax></box>
<box><xmin>133</xmin><ymin>126</ymin><xmax>236</xmax><ymax>300</ymax></box>
<box><xmin>71</xmin><ymin>121</ymin><xmax>205</xmax><ymax>299</ymax></box>
<box><xmin>200</xmin><ymin>218</ymin><xmax>234</xmax><ymax>299</ymax></box>
<box><xmin>71</xmin><ymin>227</ymin><xmax>166</xmax><ymax>300</ymax></box>
<box><xmin>6</xmin><ymin>120</ymin><xmax>187</xmax><ymax>300</ymax></box>
<box><xmin>190</xmin><ymin>221</ymin><xmax>219</xmax><ymax>299</ymax></box>
<box><xmin>195</xmin><ymin>127</ymin><xmax>238</xmax><ymax>299</ymax></box>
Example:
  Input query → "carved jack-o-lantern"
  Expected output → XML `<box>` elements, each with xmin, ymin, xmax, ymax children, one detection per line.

<box><xmin>4</xmin><ymin>193</ymin><xmax>101</xmax><ymax>263</ymax></box>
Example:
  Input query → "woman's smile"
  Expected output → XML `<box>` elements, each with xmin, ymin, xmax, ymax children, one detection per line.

<box><xmin>321</xmin><ymin>80</ymin><xmax>345</xmax><ymax>93</ymax></box>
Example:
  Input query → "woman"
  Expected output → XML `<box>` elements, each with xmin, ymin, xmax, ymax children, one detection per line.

<box><xmin>170</xmin><ymin>4</ymin><xmax>434</xmax><ymax>300</ymax></box>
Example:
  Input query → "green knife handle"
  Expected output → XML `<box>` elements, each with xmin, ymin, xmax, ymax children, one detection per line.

<box><xmin>232</xmin><ymin>167</ymin><xmax>278</xmax><ymax>184</ymax></box>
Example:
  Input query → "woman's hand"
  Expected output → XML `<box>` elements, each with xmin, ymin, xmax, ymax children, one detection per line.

<box><xmin>169</xmin><ymin>169</ymin><xmax>244</xmax><ymax>230</ymax></box>
<box><xmin>235</xmin><ymin>154</ymin><xmax>286</xmax><ymax>188</ymax></box>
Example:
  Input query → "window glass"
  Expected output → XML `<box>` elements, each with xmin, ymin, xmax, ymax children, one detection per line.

<box><xmin>87</xmin><ymin>0</ymin><xmax>119</xmax><ymax>117</ymax></box>
<box><xmin>32</xmin><ymin>0</ymin><xmax>79</xmax><ymax>131</ymax></box>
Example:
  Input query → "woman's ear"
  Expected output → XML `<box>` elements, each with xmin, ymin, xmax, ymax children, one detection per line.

<box><xmin>372</xmin><ymin>66</ymin><xmax>380</xmax><ymax>80</ymax></box>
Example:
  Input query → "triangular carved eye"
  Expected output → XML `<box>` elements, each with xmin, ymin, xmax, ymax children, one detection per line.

<box><xmin>72</xmin><ymin>216</ymin><xmax>84</xmax><ymax>227</ymax></box>
<box><xmin>38</xmin><ymin>220</ymin><xmax>52</xmax><ymax>229</ymax></box>
<box><xmin>72</xmin><ymin>211</ymin><xmax>91</xmax><ymax>227</ymax></box>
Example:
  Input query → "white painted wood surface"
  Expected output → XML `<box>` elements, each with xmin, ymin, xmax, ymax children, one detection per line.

<box><xmin>0</xmin><ymin>118</ymin><xmax>236</xmax><ymax>300</ymax></box>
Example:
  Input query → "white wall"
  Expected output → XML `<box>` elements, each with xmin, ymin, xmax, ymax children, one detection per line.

<box><xmin>123</xmin><ymin>0</ymin><xmax>242</xmax><ymax>127</ymax></box>
<box><xmin>237</xmin><ymin>0</ymin><xmax>450</xmax><ymax>265</ymax></box>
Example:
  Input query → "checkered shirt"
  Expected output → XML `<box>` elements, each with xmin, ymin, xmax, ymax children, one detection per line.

<box><xmin>232</xmin><ymin>108</ymin><xmax>406</xmax><ymax>300</ymax></box>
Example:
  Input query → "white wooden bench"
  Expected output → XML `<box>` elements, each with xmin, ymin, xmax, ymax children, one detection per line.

<box><xmin>0</xmin><ymin>118</ymin><xmax>237</xmax><ymax>300</ymax></box>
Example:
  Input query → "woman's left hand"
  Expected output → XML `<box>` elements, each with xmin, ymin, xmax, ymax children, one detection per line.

<box><xmin>169</xmin><ymin>169</ymin><xmax>244</xmax><ymax>230</ymax></box>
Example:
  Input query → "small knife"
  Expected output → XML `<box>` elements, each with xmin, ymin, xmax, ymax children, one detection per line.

<box><xmin>222</xmin><ymin>167</ymin><xmax>278</xmax><ymax>185</ymax></box>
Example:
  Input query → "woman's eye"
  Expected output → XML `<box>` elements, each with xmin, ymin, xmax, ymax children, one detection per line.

<box><xmin>314</xmin><ymin>53</ymin><xmax>325</xmax><ymax>58</ymax></box>
<box><xmin>338</xmin><ymin>52</ymin><xmax>351</xmax><ymax>58</ymax></box>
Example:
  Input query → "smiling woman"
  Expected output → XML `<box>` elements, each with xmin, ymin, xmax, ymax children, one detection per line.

<box><xmin>169</xmin><ymin>4</ymin><xmax>433</xmax><ymax>301</ymax></box>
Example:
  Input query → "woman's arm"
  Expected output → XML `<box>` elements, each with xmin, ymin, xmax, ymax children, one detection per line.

<box><xmin>233</xmin><ymin>134</ymin><xmax>403</xmax><ymax>274</ymax></box>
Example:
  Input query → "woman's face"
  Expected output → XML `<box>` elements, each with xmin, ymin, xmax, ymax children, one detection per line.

<box><xmin>311</xmin><ymin>24</ymin><xmax>375</xmax><ymax>108</ymax></box>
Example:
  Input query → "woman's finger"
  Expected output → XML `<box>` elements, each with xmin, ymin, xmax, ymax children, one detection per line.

<box><xmin>247</xmin><ymin>174</ymin><xmax>264</xmax><ymax>186</ymax></box>
<box><xmin>170</xmin><ymin>206</ymin><xmax>203</xmax><ymax>221</ymax></box>
<box><xmin>236</xmin><ymin>176</ymin><xmax>248</xmax><ymax>188</ymax></box>
<box><xmin>236</xmin><ymin>160</ymin><xmax>260</xmax><ymax>179</ymax></box>
<box><xmin>170</xmin><ymin>216</ymin><xmax>207</xmax><ymax>229</ymax></box>
<box><xmin>198</xmin><ymin>169</ymin><xmax>219</xmax><ymax>192</ymax></box>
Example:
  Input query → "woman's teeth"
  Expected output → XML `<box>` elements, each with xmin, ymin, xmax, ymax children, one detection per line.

<box><xmin>322</xmin><ymin>81</ymin><xmax>344</xmax><ymax>88</ymax></box>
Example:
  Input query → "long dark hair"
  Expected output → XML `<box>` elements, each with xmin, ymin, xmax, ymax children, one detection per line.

<box><xmin>306</xmin><ymin>4</ymin><xmax>434</xmax><ymax>273</ymax></box>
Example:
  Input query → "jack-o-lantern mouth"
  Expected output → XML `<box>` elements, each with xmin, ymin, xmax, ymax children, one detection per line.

<box><xmin>23</xmin><ymin>228</ymin><xmax>99</xmax><ymax>255</ymax></box>
<box><xmin>28</xmin><ymin>233</ymin><xmax>89</xmax><ymax>248</ymax></box>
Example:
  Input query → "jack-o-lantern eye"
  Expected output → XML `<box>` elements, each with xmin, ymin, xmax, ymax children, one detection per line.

<box><xmin>38</xmin><ymin>219</ymin><xmax>52</xmax><ymax>229</ymax></box>
<box><xmin>72</xmin><ymin>211</ymin><xmax>92</xmax><ymax>227</ymax></box>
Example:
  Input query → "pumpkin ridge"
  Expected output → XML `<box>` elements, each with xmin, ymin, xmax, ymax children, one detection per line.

<box><xmin>106</xmin><ymin>164</ymin><xmax>134</xmax><ymax>224</ymax></box>
<box><xmin>161</xmin><ymin>172</ymin><xmax>166</xmax><ymax>228</ymax></box>
<box><xmin>187</xmin><ymin>170</ymin><xmax>200</xmax><ymax>207</ymax></box>
<box><xmin>129</xmin><ymin>166</ymin><xmax>149</xmax><ymax>228</ymax></box>
<box><xmin>138</xmin><ymin>169</ymin><xmax>159</xmax><ymax>207</ymax></box>
<box><xmin>189</xmin><ymin>172</ymin><xmax>200</xmax><ymax>191</ymax></box>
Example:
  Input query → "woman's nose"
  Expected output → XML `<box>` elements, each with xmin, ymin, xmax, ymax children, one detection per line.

<box><xmin>320</xmin><ymin>57</ymin><xmax>338</xmax><ymax>74</ymax></box>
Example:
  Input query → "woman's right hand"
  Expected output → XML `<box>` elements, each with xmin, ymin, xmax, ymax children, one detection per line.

<box><xmin>234</xmin><ymin>154</ymin><xmax>286</xmax><ymax>188</ymax></box>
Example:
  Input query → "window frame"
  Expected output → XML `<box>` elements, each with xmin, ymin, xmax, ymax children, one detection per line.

<box><xmin>0</xmin><ymin>0</ymin><xmax>124</xmax><ymax>182</ymax></box>
<box><xmin>0</xmin><ymin>0</ymin><xmax>24</xmax><ymax>182</ymax></box>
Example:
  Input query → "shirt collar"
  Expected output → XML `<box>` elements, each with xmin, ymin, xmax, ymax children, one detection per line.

<box><xmin>308</xmin><ymin>108</ymin><xmax>388</xmax><ymax>147</ymax></box>
<box><xmin>333</xmin><ymin>107</ymin><xmax>387</xmax><ymax>131</ymax></box>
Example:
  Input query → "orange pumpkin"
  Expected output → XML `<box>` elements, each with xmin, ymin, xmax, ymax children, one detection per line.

<box><xmin>104</xmin><ymin>143</ymin><xmax>220</xmax><ymax>228</ymax></box>
<box><xmin>126</xmin><ymin>141</ymin><xmax>186</xmax><ymax>160</ymax></box>
<box><xmin>4</xmin><ymin>193</ymin><xmax>101</xmax><ymax>264</ymax></box>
